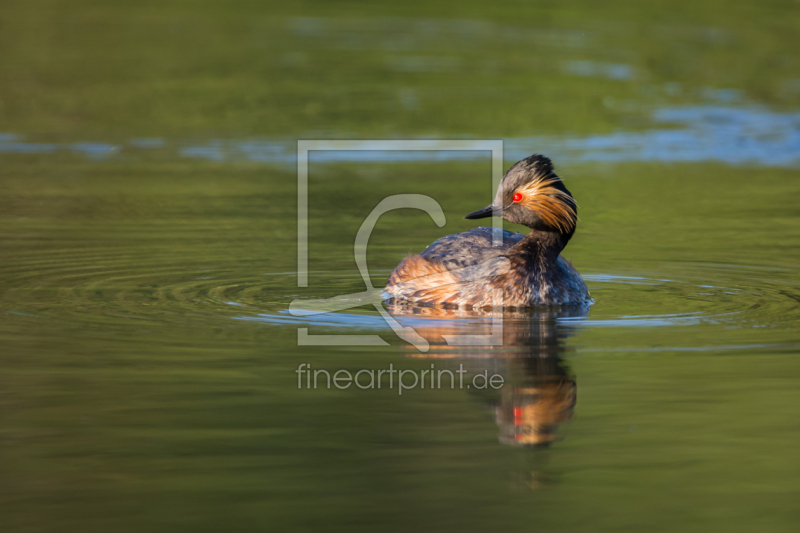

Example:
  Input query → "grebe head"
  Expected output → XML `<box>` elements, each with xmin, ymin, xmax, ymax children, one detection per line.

<box><xmin>464</xmin><ymin>154</ymin><xmax>577</xmax><ymax>237</ymax></box>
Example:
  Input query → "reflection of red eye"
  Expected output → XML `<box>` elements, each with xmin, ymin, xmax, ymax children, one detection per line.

<box><xmin>512</xmin><ymin>192</ymin><xmax>523</xmax><ymax>203</ymax></box>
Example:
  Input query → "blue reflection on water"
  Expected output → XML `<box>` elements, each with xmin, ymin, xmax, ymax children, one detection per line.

<box><xmin>179</xmin><ymin>104</ymin><xmax>800</xmax><ymax>168</ymax></box>
<box><xmin>70</xmin><ymin>142</ymin><xmax>118</xmax><ymax>159</ymax></box>
<box><xmin>2</xmin><ymin>103</ymin><xmax>799</xmax><ymax>167</ymax></box>
<box><xmin>0</xmin><ymin>133</ymin><xmax>57</xmax><ymax>154</ymax></box>
<box><xmin>0</xmin><ymin>135</ymin><xmax>117</xmax><ymax>158</ymax></box>
<box><xmin>562</xmin><ymin>60</ymin><xmax>636</xmax><ymax>80</ymax></box>
<box><xmin>519</xmin><ymin>105</ymin><xmax>800</xmax><ymax>167</ymax></box>
<box><xmin>235</xmin><ymin>308</ymin><xmax>723</xmax><ymax>330</ymax></box>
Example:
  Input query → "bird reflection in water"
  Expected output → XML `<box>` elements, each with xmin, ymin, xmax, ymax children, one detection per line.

<box><xmin>387</xmin><ymin>301</ymin><xmax>586</xmax><ymax>448</ymax></box>
<box><xmin>495</xmin><ymin>356</ymin><xmax>576</xmax><ymax>446</ymax></box>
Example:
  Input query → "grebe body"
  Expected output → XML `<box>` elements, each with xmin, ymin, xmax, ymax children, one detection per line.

<box><xmin>385</xmin><ymin>155</ymin><xmax>589</xmax><ymax>308</ymax></box>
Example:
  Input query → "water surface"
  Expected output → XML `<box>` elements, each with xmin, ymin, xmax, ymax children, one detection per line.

<box><xmin>1</xmin><ymin>1</ymin><xmax>799</xmax><ymax>532</ymax></box>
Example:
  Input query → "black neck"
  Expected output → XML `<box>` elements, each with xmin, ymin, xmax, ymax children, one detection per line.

<box><xmin>513</xmin><ymin>230</ymin><xmax>571</xmax><ymax>266</ymax></box>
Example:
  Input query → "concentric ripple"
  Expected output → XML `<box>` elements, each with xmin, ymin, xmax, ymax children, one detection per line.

<box><xmin>5</xmin><ymin>248</ymin><xmax>796</xmax><ymax>354</ymax></box>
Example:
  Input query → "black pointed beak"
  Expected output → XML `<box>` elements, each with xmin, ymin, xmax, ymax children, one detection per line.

<box><xmin>464</xmin><ymin>204</ymin><xmax>497</xmax><ymax>220</ymax></box>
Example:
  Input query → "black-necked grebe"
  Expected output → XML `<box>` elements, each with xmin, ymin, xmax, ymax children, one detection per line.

<box><xmin>385</xmin><ymin>154</ymin><xmax>589</xmax><ymax>308</ymax></box>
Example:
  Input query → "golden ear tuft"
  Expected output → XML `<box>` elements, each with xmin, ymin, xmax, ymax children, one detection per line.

<box><xmin>515</xmin><ymin>173</ymin><xmax>577</xmax><ymax>233</ymax></box>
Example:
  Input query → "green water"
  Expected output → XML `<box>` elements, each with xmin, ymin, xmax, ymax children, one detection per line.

<box><xmin>1</xmin><ymin>1</ymin><xmax>799</xmax><ymax>532</ymax></box>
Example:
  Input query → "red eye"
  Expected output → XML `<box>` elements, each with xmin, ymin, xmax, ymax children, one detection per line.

<box><xmin>512</xmin><ymin>192</ymin><xmax>523</xmax><ymax>203</ymax></box>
